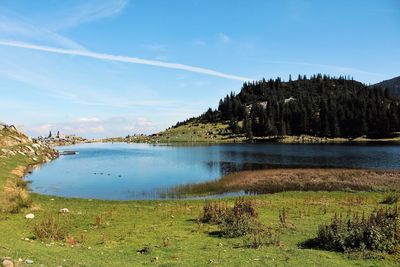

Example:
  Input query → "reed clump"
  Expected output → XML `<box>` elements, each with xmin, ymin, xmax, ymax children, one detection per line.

<box><xmin>32</xmin><ymin>214</ymin><xmax>68</xmax><ymax>241</ymax></box>
<box><xmin>200</xmin><ymin>198</ymin><xmax>260</xmax><ymax>238</ymax></box>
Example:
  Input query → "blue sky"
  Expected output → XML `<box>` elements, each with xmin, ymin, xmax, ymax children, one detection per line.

<box><xmin>0</xmin><ymin>0</ymin><xmax>399</xmax><ymax>138</ymax></box>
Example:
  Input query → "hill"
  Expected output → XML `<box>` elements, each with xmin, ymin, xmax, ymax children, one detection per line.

<box><xmin>374</xmin><ymin>76</ymin><xmax>400</xmax><ymax>97</ymax></box>
<box><xmin>168</xmin><ymin>74</ymin><xmax>400</xmax><ymax>141</ymax></box>
<box><xmin>0</xmin><ymin>123</ymin><xmax>58</xmax><ymax>212</ymax></box>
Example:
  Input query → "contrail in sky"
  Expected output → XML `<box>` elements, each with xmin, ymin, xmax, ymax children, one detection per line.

<box><xmin>0</xmin><ymin>40</ymin><xmax>253</xmax><ymax>82</ymax></box>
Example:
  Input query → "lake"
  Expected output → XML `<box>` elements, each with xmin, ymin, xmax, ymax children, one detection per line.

<box><xmin>27</xmin><ymin>142</ymin><xmax>400</xmax><ymax>200</ymax></box>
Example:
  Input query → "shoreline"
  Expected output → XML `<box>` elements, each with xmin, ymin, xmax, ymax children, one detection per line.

<box><xmin>102</xmin><ymin>135</ymin><xmax>400</xmax><ymax>145</ymax></box>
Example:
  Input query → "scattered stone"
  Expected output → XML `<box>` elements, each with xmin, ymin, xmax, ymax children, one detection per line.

<box><xmin>25</xmin><ymin>259</ymin><xmax>34</xmax><ymax>264</ymax></box>
<box><xmin>137</xmin><ymin>246</ymin><xmax>152</xmax><ymax>254</ymax></box>
<box><xmin>32</xmin><ymin>144</ymin><xmax>41</xmax><ymax>149</ymax></box>
<box><xmin>59</xmin><ymin>208</ymin><xmax>70</xmax><ymax>214</ymax></box>
<box><xmin>25</xmin><ymin>146</ymin><xmax>35</xmax><ymax>153</ymax></box>
<box><xmin>25</xmin><ymin>213</ymin><xmax>35</xmax><ymax>219</ymax></box>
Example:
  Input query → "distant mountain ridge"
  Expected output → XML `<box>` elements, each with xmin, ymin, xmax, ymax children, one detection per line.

<box><xmin>374</xmin><ymin>76</ymin><xmax>400</xmax><ymax>96</ymax></box>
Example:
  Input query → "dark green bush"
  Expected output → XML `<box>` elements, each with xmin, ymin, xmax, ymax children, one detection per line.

<box><xmin>232</xmin><ymin>198</ymin><xmax>258</xmax><ymax>218</ymax></box>
<box><xmin>220</xmin><ymin>210</ymin><xmax>259</xmax><ymax>238</ymax></box>
<box><xmin>199</xmin><ymin>201</ymin><xmax>228</xmax><ymax>224</ymax></box>
<box><xmin>310</xmin><ymin>208</ymin><xmax>399</xmax><ymax>253</ymax></box>
<box><xmin>244</xmin><ymin>227</ymin><xmax>281</xmax><ymax>248</ymax></box>
<box><xmin>200</xmin><ymin>198</ymin><xmax>260</xmax><ymax>238</ymax></box>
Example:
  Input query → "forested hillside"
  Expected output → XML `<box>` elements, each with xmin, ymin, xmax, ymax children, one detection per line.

<box><xmin>174</xmin><ymin>75</ymin><xmax>400</xmax><ymax>139</ymax></box>
<box><xmin>374</xmin><ymin>76</ymin><xmax>400</xmax><ymax>97</ymax></box>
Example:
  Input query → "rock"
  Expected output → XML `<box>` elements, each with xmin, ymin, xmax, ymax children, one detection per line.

<box><xmin>2</xmin><ymin>259</ymin><xmax>13</xmax><ymax>267</ymax></box>
<box><xmin>25</xmin><ymin>259</ymin><xmax>33</xmax><ymax>264</ymax></box>
<box><xmin>32</xmin><ymin>144</ymin><xmax>41</xmax><ymax>149</ymax></box>
<box><xmin>25</xmin><ymin>213</ymin><xmax>35</xmax><ymax>219</ymax></box>
<box><xmin>59</xmin><ymin>208</ymin><xmax>70</xmax><ymax>214</ymax></box>
<box><xmin>25</xmin><ymin>146</ymin><xmax>35</xmax><ymax>153</ymax></box>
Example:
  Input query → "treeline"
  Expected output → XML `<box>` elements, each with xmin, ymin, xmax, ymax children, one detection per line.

<box><xmin>175</xmin><ymin>74</ymin><xmax>400</xmax><ymax>139</ymax></box>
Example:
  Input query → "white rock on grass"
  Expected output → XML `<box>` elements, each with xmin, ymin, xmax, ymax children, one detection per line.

<box><xmin>25</xmin><ymin>213</ymin><xmax>35</xmax><ymax>219</ymax></box>
<box><xmin>25</xmin><ymin>259</ymin><xmax>34</xmax><ymax>264</ymax></box>
<box><xmin>59</xmin><ymin>208</ymin><xmax>70</xmax><ymax>214</ymax></box>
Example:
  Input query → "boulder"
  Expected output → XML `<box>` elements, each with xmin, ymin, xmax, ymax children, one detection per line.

<box><xmin>25</xmin><ymin>146</ymin><xmax>35</xmax><ymax>153</ymax></box>
<box><xmin>59</xmin><ymin>208</ymin><xmax>70</xmax><ymax>214</ymax></box>
<box><xmin>25</xmin><ymin>213</ymin><xmax>35</xmax><ymax>219</ymax></box>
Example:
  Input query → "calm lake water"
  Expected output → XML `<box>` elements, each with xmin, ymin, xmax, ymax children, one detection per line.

<box><xmin>27</xmin><ymin>142</ymin><xmax>400</xmax><ymax>200</ymax></box>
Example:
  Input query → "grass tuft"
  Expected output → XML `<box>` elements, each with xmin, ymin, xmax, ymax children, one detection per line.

<box><xmin>32</xmin><ymin>214</ymin><xmax>68</xmax><ymax>241</ymax></box>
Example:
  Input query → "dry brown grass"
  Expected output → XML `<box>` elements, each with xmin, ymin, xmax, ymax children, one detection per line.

<box><xmin>175</xmin><ymin>169</ymin><xmax>400</xmax><ymax>196</ymax></box>
<box><xmin>1</xmin><ymin>166</ymin><xmax>32</xmax><ymax>213</ymax></box>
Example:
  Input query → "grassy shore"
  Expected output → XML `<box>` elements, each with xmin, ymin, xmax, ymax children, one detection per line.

<box><xmin>124</xmin><ymin>122</ymin><xmax>400</xmax><ymax>144</ymax></box>
<box><xmin>1</xmin><ymin>154</ymin><xmax>400</xmax><ymax>266</ymax></box>
<box><xmin>173</xmin><ymin>168</ymin><xmax>400</xmax><ymax>197</ymax></box>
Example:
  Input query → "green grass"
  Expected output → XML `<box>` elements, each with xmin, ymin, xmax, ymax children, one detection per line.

<box><xmin>152</xmin><ymin>123</ymin><xmax>400</xmax><ymax>144</ymax></box>
<box><xmin>1</xmin><ymin>153</ymin><xmax>400</xmax><ymax>266</ymax></box>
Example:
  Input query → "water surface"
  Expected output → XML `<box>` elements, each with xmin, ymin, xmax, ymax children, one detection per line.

<box><xmin>27</xmin><ymin>142</ymin><xmax>400</xmax><ymax>200</ymax></box>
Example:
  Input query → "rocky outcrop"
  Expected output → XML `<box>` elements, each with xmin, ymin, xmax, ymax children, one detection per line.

<box><xmin>0</xmin><ymin>124</ymin><xmax>58</xmax><ymax>162</ymax></box>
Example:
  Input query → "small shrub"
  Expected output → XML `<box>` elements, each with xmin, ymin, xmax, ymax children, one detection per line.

<box><xmin>232</xmin><ymin>198</ymin><xmax>257</xmax><ymax>218</ymax></box>
<box><xmin>380</xmin><ymin>194</ymin><xmax>399</xmax><ymax>205</ymax></box>
<box><xmin>162</xmin><ymin>236</ymin><xmax>170</xmax><ymax>247</ymax></box>
<box><xmin>279</xmin><ymin>208</ymin><xmax>287</xmax><ymax>228</ymax></box>
<box><xmin>306</xmin><ymin>208</ymin><xmax>400</xmax><ymax>253</ymax></box>
<box><xmin>220</xmin><ymin>210</ymin><xmax>258</xmax><ymax>237</ymax></box>
<box><xmin>220</xmin><ymin>199</ymin><xmax>259</xmax><ymax>238</ymax></box>
<box><xmin>200</xmin><ymin>198</ymin><xmax>260</xmax><ymax>238</ymax></box>
<box><xmin>244</xmin><ymin>227</ymin><xmax>281</xmax><ymax>248</ymax></box>
<box><xmin>199</xmin><ymin>201</ymin><xmax>228</xmax><ymax>224</ymax></box>
<box><xmin>33</xmin><ymin>214</ymin><xmax>67</xmax><ymax>240</ymax></box>
<box><xmin>95</xmin><ymin>216</ymin><xmax>102</xmax><ymax>227</ymax></box>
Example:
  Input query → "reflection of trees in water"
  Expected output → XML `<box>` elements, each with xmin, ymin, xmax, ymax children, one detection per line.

<box><xmin>204</xmin><ymin>161</ymin><xmax>280</xmax><ymax>176</ymax></box>
<box><xmin>203</xmin><ymin>148</ymin><xmax>367</xmax><ymax>177</ymax></box>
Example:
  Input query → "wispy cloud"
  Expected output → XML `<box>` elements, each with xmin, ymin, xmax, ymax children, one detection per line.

<box><xmin>266</xmin><ymin>60</ymin><xmax>385</xmax><ymax>77</ymax></box>
<box><xmin>218</xmin><ymin>32</ymin><xmax>230</xmax><ymax>44</ymax></box>
<box><xmin>192</xmin><ymin>39</ymin><xmax>207</xmax><ymax>46</ymax></box>
<box><xmin>0</xmin><ymin>40</ymin><xmax>253</xmax><ymax>81</ymax></box>
<box><xmin>48</xmin><ymin>0</ymin><xmax>129</xmax><ymax>30</ymax></box>
<box><xmin>0</xmin><ymin>8</ymin><xmax>86</xmax><ymax>50</ymax></box>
